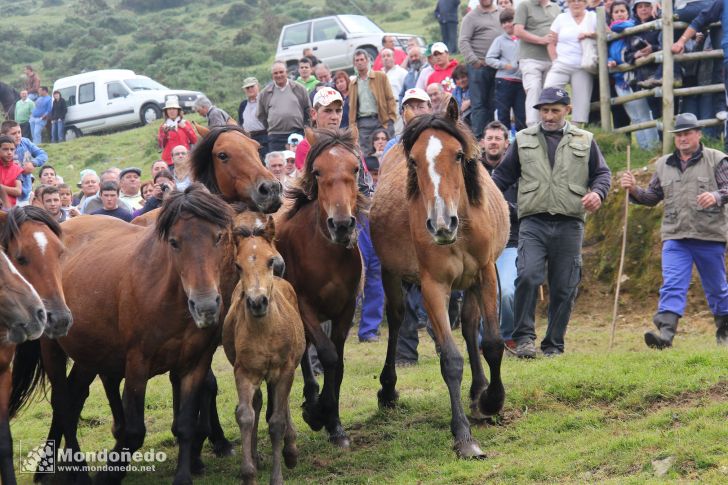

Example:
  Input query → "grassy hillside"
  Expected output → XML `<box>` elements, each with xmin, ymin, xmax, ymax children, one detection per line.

<box><xmin>1</xmin><ymin>0</ymin><xmax>439</xmax><ymax>115</ymax></box>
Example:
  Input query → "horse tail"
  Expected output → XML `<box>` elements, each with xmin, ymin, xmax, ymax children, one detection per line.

<box><xmin>9</xmin><ymin>339</ymin><xmax>45</xmax><ymax>418</ymax></box>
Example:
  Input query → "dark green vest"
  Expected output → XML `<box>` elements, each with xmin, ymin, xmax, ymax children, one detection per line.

<box><xmin>515</xmin><ymin>123</ymin><xmax>593</xmax><ymax>221</ymax></box>
<box><xmin>655</xmin><ymin>147</ymin><xmax>728</xmax><ymax>242</ymax></box>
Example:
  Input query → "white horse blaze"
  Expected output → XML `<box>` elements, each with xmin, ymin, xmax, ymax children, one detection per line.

<box><xmin>425</xmin><ymin>135</ymin><xmax>443</xmax><ymax>199</ymax></box>
<box><xmin>34</xmin><ymin>231</ymin><xmax>48</xmax><ymax>256</ymax></box>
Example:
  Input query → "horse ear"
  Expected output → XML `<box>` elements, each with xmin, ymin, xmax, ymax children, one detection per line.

<box><xmin>193</xmin><ymin>121</ymin><xmax>209</xmax><ymax>138</ymax></box>
<box><xmin>305</xmin><ymin>127</ymin><xmax>317</xmax><ymax>147</ymax></box>
<box><xmin>445</xmin><ymin>96</ymin><xmax>459</xmax><ymax>123</ymax></box>
<box><xmin>403</xmin><ymin>105</ymin><xmax>416</xmax><ymax>125</ymax></box>
<box><xmin>264</xmin><ymin>215</ymin><xmax>275</xmax><ymax>242</ymax></box>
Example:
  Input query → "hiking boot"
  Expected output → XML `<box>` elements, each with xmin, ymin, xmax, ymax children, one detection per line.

<box><xmin>714</xmin><ymin>314</ymin><xmax>728</xmax><ymax>346</ymax></box>
<box><xmin>644</xmin><ymin>311</ymin><xmax>679</xmax><ymax>349</ymax></box>
<box><xmin>542</xmin><ymin>347</ymin><xmax>563</xmax><ymax>358</ymax></box>
<box><xmin>504</xmin><ymin>339</ymin><xmax>517</xmax><ymax>356</ymax></box>
<box><xmin>515</xmin><ymin>340</ymin><xmax>537</xmax><ymax>359</ymax></box>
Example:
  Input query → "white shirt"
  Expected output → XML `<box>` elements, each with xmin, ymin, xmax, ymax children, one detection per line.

<box><xmin>550</xmin><ymin>10</ymin><xmax>596</xmax><ymax>67</ymax></box>
<box><xmin>385</xmin><ymin>65</ymin><xmax>408</xmax><ymax>105</ymax></box>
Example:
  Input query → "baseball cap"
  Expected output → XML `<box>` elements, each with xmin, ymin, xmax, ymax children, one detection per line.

<box><xmin>242</xmin><ymin>77</ymin><xmax>258</xmax><ymax>89</ymax></box>
<box><xmin>533</xmin><ymin>87</ymin><xmax>571</xmax><ymax>109</ymax></box>
<box><xmin>119</xmin><ymin>167</ymin><xmax>142</xmax><ymax>179</ymax></box>
<box><xmin>402</xmin><ymin>88</ymin><xmax>430</xmax><ymax>105</ymax></box>
<box><xmin>312</xmin><ymin>87</ymin><xmax>343</xmax><ymax>108</ymax></box>
<box><xmin>287</xmin><ymin>133</ymin><xmax>303</xmax><ymax>145</ymax></box>
<box><xmin>282</xmin><ymin>150</ymin><xmax>296</xmax><ymax>160</ymax></box>
<box><xmin>424</xmin><ymin>43</ymin><xmax>434</xmax><ymax>57</ymax></box>
<box><xmin>431</xmin><ymin>42</ymin><xmax>448</xmax><ymax>54</ymax></box>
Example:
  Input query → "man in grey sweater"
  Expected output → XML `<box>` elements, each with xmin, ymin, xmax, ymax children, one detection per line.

<box><xmin>258</xmin><ymin>61</ymin><xmax>311</xmax><ymax>152</ymax></box>
<box><xmin>458</xmin><ymin>0</ymin><xmax>503</xmax><ymax>140</ymax></box>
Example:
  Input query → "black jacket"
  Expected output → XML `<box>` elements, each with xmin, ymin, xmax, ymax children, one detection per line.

<box><xmin>50</xmin><ymin>97</ymin><xmax>67</xmax><ymax>121</ymax></box>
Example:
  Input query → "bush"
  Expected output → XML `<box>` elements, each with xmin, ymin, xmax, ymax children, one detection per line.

<box><xmin>120</xmin><ymin>0</ymin><xmax>193</xmax><ymax>13</ymax></box>
<box><xmin>220</xmin><ymin>3</ymin><xmax>253</xmax><ymax>26</ymax></box>
<box><xmin>233</xmin><ymin>30</ymin><xmax>253</xmax><ymax>46</ymax></box>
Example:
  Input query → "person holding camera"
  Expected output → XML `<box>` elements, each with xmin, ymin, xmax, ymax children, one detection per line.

<box><xmin>133</xmin><ymin>170</ymin><xmax>176</xmax><ymax>218</ymax></box>
<box><xmin>158</xmin><ymin>96</ymin><xmax>197</xmax><ymax>168</ymax></box>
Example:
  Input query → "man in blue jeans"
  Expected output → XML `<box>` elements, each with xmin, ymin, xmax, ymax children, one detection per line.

<box><xmin>29</xmin><ymin>86</ymin><xmax>51</xmax><ymax>145</ymax></box>
<box><xmin>621</xmin><ymin>113</ymin><xmax>728</xmax><ymax>348</ymax></box>
<box><xmin>435</xmin><ymin>0</ymin><xmax>460</xmax><ymax>54</ymax></box>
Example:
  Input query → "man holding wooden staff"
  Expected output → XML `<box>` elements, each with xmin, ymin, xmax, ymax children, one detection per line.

<box><xmin>621</xmin><ymin>113</ymin><xmax>728</xmax><ymax>349</ymax></box>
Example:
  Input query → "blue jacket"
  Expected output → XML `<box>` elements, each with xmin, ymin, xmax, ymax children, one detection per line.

<box><xmin>608</xmin><ymin>19</ymin><xmax>636</xmax><ymax>88</ymax></box>
<box><xmin>689</xmin><ymin>0</ymin><xmax>727</xmax><ymax>60</ymax></box>
<box><xmin>14</xmin><ymin>138</ymin><xmax>48</xmax><ymax>202</ymax></box>
<box><xmin>31</xmin><ymin>95</ymin><xmax>52</xmax><ymax>118</ymax></box>
<box><xmin>435</xmin><ymin>0</ymin><xmax>460</xmax><ymax>23</ymax></box>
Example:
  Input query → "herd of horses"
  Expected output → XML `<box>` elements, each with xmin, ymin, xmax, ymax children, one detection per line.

<box><xmin>0</xmin><ymin>100</ymin><xmax>510</xmax><ymax>484</ymax></box>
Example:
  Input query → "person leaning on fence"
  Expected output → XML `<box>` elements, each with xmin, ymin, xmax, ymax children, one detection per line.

<box><xmin>606</xmin><ymin>0</ymin><xmax>660</xmax><ymax>150</ymax></box>
<box><xmin>620</xmin><ymin>113</ymin><xmax>728</xmax><ymax>349</ymax></box>
<box><xmin>491</xmin><ymin>87</ymin><xmax>612</xmax><ymax>358</ymax></box>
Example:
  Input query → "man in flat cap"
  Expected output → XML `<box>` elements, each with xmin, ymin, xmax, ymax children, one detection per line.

<box><xmin>492</xmin><ymin>87</ymin><xmax>612</xmax><ymax>358</ymax></box>
<box><xmin>621</xmin><ymin>113</ymin><xmax>728</xmax><ymax>349</ymax></box>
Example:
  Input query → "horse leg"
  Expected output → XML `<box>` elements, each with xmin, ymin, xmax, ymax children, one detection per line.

<box><xmin>478</xmin><ymin>262</ymin><xmax>506</xmax><ymax>417</ymax></box>
<box><xmin>202</xmin><ymin>369</ymin><xmax>233</xmax><ymax>457</ymax></box>
<box><xmin>0</xmin><ymin>361</ymin><xmax>17</xmax><ymax>485</ymax></box>
<box><xmin>251</xmin><ymin>388</ymin><xmax>263</xmax><ymax>469</ymax></box>
<box><xmin>268</xmin><ymin>373</ymin><xmax>296</xmax><ymax>485</ymax></box>
<box><xmin>298</xmin><ymin>300</ymin><xmax>337</xmax><ymax>432</ymax></box>
<box><xmin>100</xmin><ymin>374</ymin><xmax>125</xmax><ymax>442</ymax></box>
<box><xmin>421</xmin><ymin>274</ymin><xmax>485</xmax><ymax>459</ymax></box>
<box><xmin>282</xmin><ymin>384</ymin><xmax>299</xmax><ymax>469</ymax></box>
<box><xmin>170</xmin><ymin>371</ymin><xmax>180</xmax><ymax>439</ymax></box>
<box><xmin>378</xmin><ymin>269</ymin><xmax>404</xmax><ymax>408</ymax></box>
<box><xmin>320</xmin><ymin>305</ymin><xmax>355</xmax><ymax>448</ymax></box>
<box><xmin>461</xmin><ymin>288</ymin><xmax>489</xmax><ymax>421</ymax></box>
<box><xmin>234</xmin><ymin>367</ymin><xmax>260</xmax><ymax>485</ymax></box>
<box><xmin>299</xmin><ymin>347</ymin><xmax>319</xmax><ymax>414</ymax></box>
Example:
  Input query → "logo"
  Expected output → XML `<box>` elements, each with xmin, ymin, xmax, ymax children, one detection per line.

<box><xmin>556</xmin><ymin>89</ymin><xmax>567</xmax><ymax>98</ymax></box>
<box><xmin>18</xmin><ymin>440</ymin><xmax>55</xmax><ymax>474</ymax></box>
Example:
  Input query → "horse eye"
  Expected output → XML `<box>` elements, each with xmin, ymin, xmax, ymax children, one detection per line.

<box><xmin>169</xmin><ymin>239</ymin><xmax>180</xmax><ymax>250</ymax></box>
<box><xmin>234</xmin><ymin>262</ymin><xmax>242</xmax><ymax>273</ymax></box>
<box><xmin>214</xmin><ymin>232</ymin><xmax>223</xmax><ymax>246</ymax></box>
<box><xmin>15</xmin><ymin>255</ymin><xmax>28</xmax><ymax>266</ymax></box>
<box><xmin>217</xmin><ymin>152</ymin><xmax>229</xmax><ymax>162</ymax></box>
<box><xmin>353</xmin><ymin>166</ymin><xmax>359</xmax><ymax>174</ymax></box>
<box><xmin>312</xmin><ymin>169</ymin><xmax>320</xmax><ymax>177</ymax></box>
<box><xmin>456</xmin><ymin>152</ymin><xmax>464</xmax><ymax>162</ymax></box>
<box><xmin>267</xmin><ymin>258</ymin><xmax>275</xmax><ymax>269</ymax></box>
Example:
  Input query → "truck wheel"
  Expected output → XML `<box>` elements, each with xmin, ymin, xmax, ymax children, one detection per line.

<box><xmin>64</xmin><ymin>126</ymin><xmax>82</xmax><ymax>141</ymax></box>
<box><xmin>140</xmin><ymin>104</ymin><xmax>162</xmax><ymax>125</ymax></box>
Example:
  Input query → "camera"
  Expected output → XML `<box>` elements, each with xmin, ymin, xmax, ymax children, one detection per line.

<box><xmin>160</xmin><ymin>183</ymin><xmax>170</xmax><ymax>193</ymax></box>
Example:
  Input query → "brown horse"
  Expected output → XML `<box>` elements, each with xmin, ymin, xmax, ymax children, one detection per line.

<box><xmin>273</xmin><ymin>127</ymin><xmax>366</xmax><ymax>447</ymax></box>
<box><xmin>0</xmin><ymin>206</ymin><xmax>69</xmax><ymax>485</ymax></box>
<box><xmin>25</xmin><ymin>185</ymin><xmax>233</xmax><ymax>484</ymax></box>
<box><xmin>370</xmin><ymin>103</ymin><xmax>510</xmax><ymax>458</ymax></box>
<box><xmin>223</xmin><ymin>212</ymin><xmax>305</xmax><ymax>485</ymax></box>
<box><xmin>192</xmin><ymin>124</ymin><xmax>283</xmax><ymax>213</ymax></box>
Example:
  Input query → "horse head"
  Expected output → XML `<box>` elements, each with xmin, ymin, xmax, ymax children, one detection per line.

<box><xmin>289</xmin><ymin>127</ymin><xmax>364</xmax><ymax>247</ymax></box>
<box><xmin>0</xmin><ymin>207</ymin><xmax>72</xmax><ymax>338</ymax></box>
<box><xmin>156</xmin><ymin>184</ymin><xmax>233</xmax><ymax>328</ymax></box>
<box><xmin>232</xmin><ymin>212</ymin><xmax>284</xmax><ymax>318</ymax></box>
<box><xmin>190</xmin><ymin>126</ymin><xmax>283</xmax><ymax>213</ymax></box>
<box><xmin>402</xmin><ymin>98</ymin><xmax>482</xmax><ymax>245</ymax></box>
<box><xmin>0</xmin><ymin>213</ymin><xmax>46</xmax><ymax>344</ymax></box>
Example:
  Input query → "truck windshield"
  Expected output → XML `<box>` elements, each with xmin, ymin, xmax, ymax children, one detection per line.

<box><xmin>338</xmin><ymin>15</ymin><xmax>382</xmax><ymax>34</ymax></box>
<box><xmin>123</xmin><ymin>77</ymin><xmax>168</xmax><ymax>91</ymax></box>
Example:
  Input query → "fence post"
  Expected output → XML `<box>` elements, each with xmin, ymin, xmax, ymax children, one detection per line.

<box><xmin>662</xmin><ymin>0</ymin><xmax>675</xmax><ymax>154</ymax></box>
<box><xmin>596</xmin><ymin>6</ymin><xmax>612</xmax><ymax>131</ymax></box>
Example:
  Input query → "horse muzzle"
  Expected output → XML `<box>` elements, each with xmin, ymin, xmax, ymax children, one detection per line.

<box><xmin>188</xmin><ymin>292</ymin><xmax>222</xmax><ymax>329</ymax></box>
<box><xmin>426</xmin><ymin>214</ymin><xmax>459</xmax><ymax>245</ymax></box>
<box><xmin>253</xmin><ymin>179</ymin><xmax>283</xmax><ymax>214</ymax></box>
<box><xmin>246</xmin><ymin>294</ymin><xmax>270</xmax><ymax>318</ymax></box>
<box><xmin>7</xmin><ymin>306</ymin><xmax>47</xmax><ymax>344</ymax></box>
<box><xmin>43</xmin><ymin>302</ymin><xmax>74</xmax><ymax>339</ymax></box>
<box><xmin>327</xmin><ymin>216</ymin><xmax>356</xmax><ymax>246</ymax></box>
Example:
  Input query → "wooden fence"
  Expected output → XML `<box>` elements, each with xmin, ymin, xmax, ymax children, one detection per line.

<box><xmin>594</xmin><ymin>0</ymin><xmax>724</xmax><ymax>154</ymax></box>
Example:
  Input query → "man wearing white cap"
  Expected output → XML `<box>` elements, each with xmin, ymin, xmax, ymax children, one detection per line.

<box><xmin>294</xmin><ymin>87</ymin><xmax>346</xmax><ymax>169</ymax></box>
<box><xmin>426</xmin><ymin>42</ymin><xmax>459</xmax><ymax>93</ymax></box>
<box><xmin>238</xmin><ymin>77</ymin><xmax>268</xmax><ymax>160</ymax></box>
<box><xmin>382</xmin><ymin>88</ymin><xmax>432</xmax><ymax>155</ymax></box>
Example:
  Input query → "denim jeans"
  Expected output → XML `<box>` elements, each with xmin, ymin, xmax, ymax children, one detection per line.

<box><xmin>495</xmin><ymin>79</ymin><xmax>526</xmax><ymax>131</ymax></box>
<box><xmin>439</xmin><ymin>21</ymin><xmax>458</xmax><ymax>54</ymax></box>
<box><xmin>467</xmin><ymin>64</ymin><xmax>496</xmax><ymax>140</ymax></box>
<box><xmin>496</xmin><ymin>247</ymin><xmax>518</xmax><ymax>340</ymax></box>
<box><xmin>29</xmin><ymin>116</ymin><xmax>46</xmax><ymax>145</ymax></box>
<box><xmin>614</xmin><ymin>84</ymin><xmax>659</xmax><ymax>150</ymax></box>
<box><xmin>513</xmin><ymin>216</ymin><xmax>584</xmax><ymax>353</ymax></box>
<box><xmin>357</xmin><ymin>218</ymin><xmax>384</xmax><ymax>339</ymax></box>
<box><xmin>658</xmin><ymin>239</ymin><xmax>728</xmax><ymax>317</ymax></box>
<box><xmin>51</xmin><ymin>119</ymin><xmax>65</xmax><ymax>143</ymax></box>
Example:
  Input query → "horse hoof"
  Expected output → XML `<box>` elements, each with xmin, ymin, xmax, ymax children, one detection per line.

<box><xmin>212</xmin><ymin>438</ymin><xmax>235</xmax><ymax>457</ymax></box>
<box><xmin>283</xmin><ymin>447</ymin><xmax>298</xmax><ymax>469</ymax></box>
<box><xmin>468</xmin><ymin>401</ymin><xmax>491</xmax><ymax>423</ymax></box>
<box><xmin>191</xmin><ymin>456</ymin><xmax>205</xmax><ymax>475</ymax></box>
<box><xmin>301</xmin><ymin>405</ymin><xmax>325</xmax><ymax>431</ymax></box>
<box><xmin>453</xmin><ymin>439</ymin><xmax>487</xmax><ymax>460</ymax></box>
<box><xmin>478</xmin><ymin>385</ymin><xmax>505</xmax><ymax>417</ymax></box>
<box><xmin>377</xmin><ymin>388</ymin><xmax>399</xmax><ymax>409</ymax></box>
<box><xmin>329</xmin><ymin>432</ymin><xmax>351</xmax><ymax>449</ymax></box>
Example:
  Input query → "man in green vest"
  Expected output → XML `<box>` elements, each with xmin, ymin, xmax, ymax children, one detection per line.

<box><xmin>492</xmin><ymin>87</ymin><xmax>612</xmax><ymax>358</ymax></box>
<box><xmin>621</xmin><ymin>113</ymin><xmax>728</xmax><ymax>349</ymax></box>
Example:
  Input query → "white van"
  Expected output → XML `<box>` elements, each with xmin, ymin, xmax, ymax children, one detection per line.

<box><xmin>53</xmin><ymin>69</ymin><xmax>204</xmax><ymax>140</ymax></box>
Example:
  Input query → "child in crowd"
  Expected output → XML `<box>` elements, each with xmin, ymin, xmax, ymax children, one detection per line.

<box><xmin>0</xmin><ymin>135</ymin><xmax>23</xmax><ymax>207</ymax></box>
<box><xmin>451</xmin><ymin>65</ymin><xmax>471</xmax><ymax>126</ymax></box>
<box><xmin>485</xmin><ymin>8</ymin><xmax>526</xmax><ymax>131</ymax></box>
<box><xmin>607</xmin><ymin>0</ymin><xmax>660</xmax><ymax>150</ymax></box>
<box><xmin>57</xmin><ymin>183</ymin><xmax>80</xmax><ymax>218</ymax></box>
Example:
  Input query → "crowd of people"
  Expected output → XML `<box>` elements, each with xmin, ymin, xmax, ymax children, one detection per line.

<box><xmin>2</xmin><ymin>0</ymin><xmax>727</xmax><ymax>357</ymax></box>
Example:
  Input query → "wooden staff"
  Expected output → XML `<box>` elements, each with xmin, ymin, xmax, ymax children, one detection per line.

<box><xmin>609</xmin><ymin>145</ymin><xmax>630</xmax><ymax>350</ymax></box>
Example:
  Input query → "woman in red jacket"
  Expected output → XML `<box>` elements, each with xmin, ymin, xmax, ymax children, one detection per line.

<box><xmin>157</xmin><ymin>96</ymin><xmax>197</xmax><ymax>167</ymax></box>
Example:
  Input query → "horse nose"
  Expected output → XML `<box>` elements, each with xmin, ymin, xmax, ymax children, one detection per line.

<box><xmin>426</xmin><ymin>215</ymin><xmax>459</xmax><ymax>244</ymax></box>
<box><xmin>246</xmin><ymin>294</ymin><xmax>269</xmax><ymax>317</ymax></box>
<box><xmin>188</xmin><ymin>293</ymin><xmax>222</xmax><ymax>328</ymax></box>
<box><xmin>45</xmin><ymin>307</ymin><xmax>74</xmax><ymax>338</ymax></box>
<box><xmin>327</xmin><ymin>216</ymin><xmax>356</xmax><ymax>242</ymax></box>
<box><xmin>256</xmin><ymin>180</ymin><xmax>283</xmax><ymax>213</ymax></box>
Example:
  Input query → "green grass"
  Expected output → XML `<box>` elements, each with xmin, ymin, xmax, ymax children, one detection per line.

<box><xmin>12</xmin><ymin>309</ymin><xmax>728</xmax><ymax>484</ymax></box>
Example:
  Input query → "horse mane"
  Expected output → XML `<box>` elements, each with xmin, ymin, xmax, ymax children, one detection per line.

<box><xmin>285</xmin><ymin>127</ymin><xmax>368</xmax><ymax>219</ymax></box>
<box><xmin>190</xmin><ymin>125</ymin><xmax>252</xmax><ymax>195</ymax></box>
<box><xmin>0</xmin><ymin>205</ymin><xmax>62</xmax><ymax>249</ymax></box>
<box><xmin>401</xmin><ymin>113</ymin><xmax>483</xmax><ymax>206</ymax></box>
<box><xmin>155</xmin><ymin>183</ymin><xmax>233</xmax><ymax>241</ymax></box>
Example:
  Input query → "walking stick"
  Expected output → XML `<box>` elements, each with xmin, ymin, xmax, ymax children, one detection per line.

<box><xmin>609</xmin><ymin>145</ymin><xmax>630</xmax><ymax>350</ymax></box>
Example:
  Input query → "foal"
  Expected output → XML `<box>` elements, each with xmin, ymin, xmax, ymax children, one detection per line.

<box><xmin>223</xmin><ymin>212</ymin><xmax>305</xmax><ymax>485</ymax></box>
